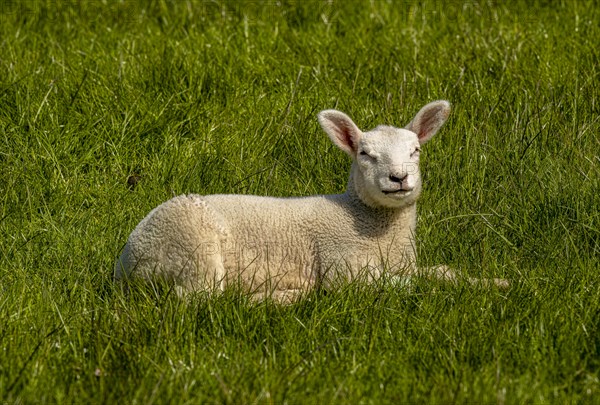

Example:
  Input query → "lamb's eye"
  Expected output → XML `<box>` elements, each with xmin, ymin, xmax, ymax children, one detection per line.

<box><xmin>411</xmin><ymin>148</ymin><xmax>421</xmax><ymax>157</ymax></box>
<box><xmin>359</xmin><ymin>150</ymin><xmax>377</xmax><ymax>161</ymax></box>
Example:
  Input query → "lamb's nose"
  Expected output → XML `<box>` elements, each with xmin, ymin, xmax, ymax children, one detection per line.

<box><xmin>389</xmin><ymin>174</ymin><xmax>407</xmax><ymax>183</ymax></box>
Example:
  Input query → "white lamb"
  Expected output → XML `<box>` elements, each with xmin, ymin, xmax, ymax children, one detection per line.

<box><xmin>115</xmin><ymin>100</ymin><xmax>506</xmax><ymax>302</ymax></box>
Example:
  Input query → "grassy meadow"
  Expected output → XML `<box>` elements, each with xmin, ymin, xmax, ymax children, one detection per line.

<box><xmin>1</xmin><ymin>0</ymin><xmax>599</xmax><ymax>402</ymax></box>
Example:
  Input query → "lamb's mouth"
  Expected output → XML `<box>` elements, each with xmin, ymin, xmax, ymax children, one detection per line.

<box><xmin>382</xmin><ymin>189</ymin><xmax>412</xmax><ymax>195</ymax></box>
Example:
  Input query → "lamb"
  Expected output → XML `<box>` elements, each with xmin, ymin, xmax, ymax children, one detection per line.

<box><xmin>115</xmin><ymin>100</ymin><xmax>507</xmax><ymax>302</ymax></box>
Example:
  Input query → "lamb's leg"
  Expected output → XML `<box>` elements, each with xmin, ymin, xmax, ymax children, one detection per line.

<box><xmin>173</xmin><ymin>238</ymin><xmax>227</xmax><ymax>296</ymax></box>
<box><xmin>250</xmin><ymin>289</ymin><xmax>304</xmax><ymax>304</ymax></box>
<box><xmin>422</xmin><ymin>265</ymin><xmax>509</xmax><ymax>288</ymax></box>
<box><xmin>119</xmin><ymin>194</ymin><xmax>230</xmax><ymax>297</ymax></box>
<box><xmin>174</xmin><ymin>260</ymin><xmax>225</xmax><ymax>296</ymax></box>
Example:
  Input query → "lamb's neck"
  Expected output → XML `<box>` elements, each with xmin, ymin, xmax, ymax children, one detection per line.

<box><xmin>345</xmin><ymin>166</ymin><xmax>379</xmax><ymax>209</ymax></box>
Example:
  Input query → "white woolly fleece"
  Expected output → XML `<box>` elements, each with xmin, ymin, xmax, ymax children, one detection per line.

<box><xmin>115</xmin><ymin>100</ymin><xmax>453</xmax><ymax>301</ymax></box>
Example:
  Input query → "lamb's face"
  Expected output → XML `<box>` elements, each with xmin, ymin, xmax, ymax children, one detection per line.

<box><xmin>354</xmin><ymin>126</ymin><xmax>422</xmax><ymax>208</ymax></box>
<box><xmin>318</xmin><ymin>100</ymin><xmax>451</xmax><ymax>209</ymax></box>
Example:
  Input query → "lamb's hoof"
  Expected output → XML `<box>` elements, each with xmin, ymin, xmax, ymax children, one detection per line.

<box><xmin>493</xmin><ymin>278</ymin><xmax>510</xmax><ymax>289</ymax></box>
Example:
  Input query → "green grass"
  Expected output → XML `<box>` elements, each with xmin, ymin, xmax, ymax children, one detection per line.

<box><xmin>1</xmin><ymin>0</ymin><xmax>599</xmax><ymax>402</ymax></box>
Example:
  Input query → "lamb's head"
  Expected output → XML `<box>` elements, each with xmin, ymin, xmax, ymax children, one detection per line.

<box><xmin>318</xmin><ymin>100</ymin><xmax>451</xmax><ymax>209</ymax></box>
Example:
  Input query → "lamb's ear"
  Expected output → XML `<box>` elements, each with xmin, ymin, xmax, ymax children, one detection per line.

<box><xmin>318</xmin><ymin>110</ymin><xmax>363</xmax><ymax>157</ymax></box>
<box><xmin>405</xmin><ymin>100</ymin><xmax>451</xmax><ymax>145</ymax></box>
